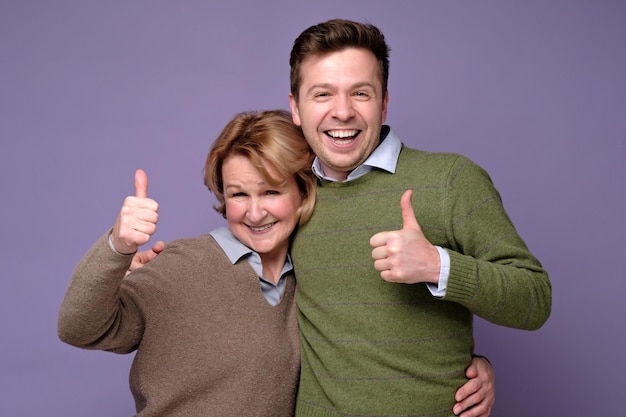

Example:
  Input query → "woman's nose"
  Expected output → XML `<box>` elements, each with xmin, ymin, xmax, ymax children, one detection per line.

<box><xmin>246</xmin><ymin>198</ymin><xmax>267</xmax><ymax>223</ymax></box>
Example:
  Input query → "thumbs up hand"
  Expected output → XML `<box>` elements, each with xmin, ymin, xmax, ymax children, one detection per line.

<box><xmin>369</xmin><ymin>189</ymin><xmax>441</xmax><ymax>284</ymax></box>
<box><xmin>111</xmin><ymin>169</ymin><xmax>160</xmax><ymax>255</ymax></box>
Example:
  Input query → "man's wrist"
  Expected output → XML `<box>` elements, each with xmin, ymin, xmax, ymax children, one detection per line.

<box><xmin>426</xmin><ymin>246</ymin><xmax>449</xmax><ymax>297</ymax></box>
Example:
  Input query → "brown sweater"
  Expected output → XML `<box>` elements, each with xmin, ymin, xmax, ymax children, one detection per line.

<box><xmin>58</xmin><ymin>233</ymin><xmax>300</xmax><ymax>417</ymax></box>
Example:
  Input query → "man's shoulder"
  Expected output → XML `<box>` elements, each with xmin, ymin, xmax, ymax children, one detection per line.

<box><xmin>399</xmin><ymin>145</ymin><xmax>470</xmax><ymax>165</ymax></box>
<box><xmin>398</xmin><ymin>146</ymin><xmax>493</xmax><ymax>188</ymax></box>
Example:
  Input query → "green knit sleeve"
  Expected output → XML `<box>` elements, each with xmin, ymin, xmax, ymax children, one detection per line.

<box><xmin>441</xmin><ymin>156</ymin><xmax>552</xmax><ymax>330</ymax></box>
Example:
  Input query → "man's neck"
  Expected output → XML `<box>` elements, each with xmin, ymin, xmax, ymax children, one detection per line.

<box><xmin>320</xmin><ymin>165</ymin><xmax>350</xmax><ymax>182</ymax></box>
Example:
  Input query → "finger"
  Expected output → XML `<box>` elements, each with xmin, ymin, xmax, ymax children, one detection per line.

<box><xmin>370</xmin><ymin>190</ymin><xmax>418</xmax><ymax>247</ymax></box>
<box><xmin>371</xmin><ymin>245</ymin><xmax>388</xmax><ymax>261</ymax></box>
<box><xmin>457</xmin><ymin>398</ymin><xmax>489</xmax><ymax>417</ymax></box>
<box><xmin>151</xmin><ymin>240</ymin><xmax>166</xmax><ymax>254</ymax></box>
<box><xmin>369</xmin><ymin>231</ymin><xmax>387</xmax><ymax>248</ymax></box>
<box><xmin>455</xmin><ymin>376</ymin><xmax>480</xmax><ymax>402</ymax></box>
<box><xmin>464</xmin><ymin>363</ymin><xmax>479</xmax><ymax>379</ymax></box>
<box><xmin>373</xmin><ymin>258</ymin><xmax>391</xmax><ymax>273</ymax></box>
<box><xmin>400</xmin><ymin>189</ymin><xmax>419</xmax><ymax>230</ymax></box>
<box><xmin>454</xmin><ymin>389</ymin><xmax>482</xmax><ymax>415</ymax></box>
<box><xmin>135</xmin><ymin>169</ymin><xmax>148</xmax><ymax>198</ymax></box>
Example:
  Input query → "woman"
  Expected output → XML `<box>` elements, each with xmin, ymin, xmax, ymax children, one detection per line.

<box><xmin>58</xmin><ymin>110</ymin><xmax>316</xmax><ymax>416</ymax></box>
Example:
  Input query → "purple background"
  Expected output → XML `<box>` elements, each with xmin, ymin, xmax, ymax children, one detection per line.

<box><xmin>1</xmin><ymin>1</ymin><xmax>624</xmax><ymax>415</ymax></box>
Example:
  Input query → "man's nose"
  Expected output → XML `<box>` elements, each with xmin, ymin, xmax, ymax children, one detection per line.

<box><xmin>331</xmin><ymin>94</ymin><xmax>355</xmax><ymax>121</ymax></box>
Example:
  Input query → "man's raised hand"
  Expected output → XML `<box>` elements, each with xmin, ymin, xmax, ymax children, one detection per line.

<box><xmin>127</xmin><ymin>240</ymin><xmax>166</xmax><ymax>275</ymax></box>
<box><xmin>111</xmin><ymin>169</ymin><xmax>159</xmax><ymax>255</ymax></box>
<box><xmin>369</xmin><ymin>189</ymin><xmax>441</xmax><ymax>284</ymax></box>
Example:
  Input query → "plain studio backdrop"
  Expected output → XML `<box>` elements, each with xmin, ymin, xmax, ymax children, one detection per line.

<box><xmin>1</xmin><ymin>1</ymin><xmax>624</xmax><ymax>416</ymax></box>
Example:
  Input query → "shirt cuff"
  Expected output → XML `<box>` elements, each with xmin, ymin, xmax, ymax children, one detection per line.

<box><xmin>107</xmin><ymin>230</ymin><xmax>136</xmax><ymax>255</ymax></box>
<box><xmin>426</xmin><ymin>246</ymin><xmax>450</xmax><ymax>298</ymax></box>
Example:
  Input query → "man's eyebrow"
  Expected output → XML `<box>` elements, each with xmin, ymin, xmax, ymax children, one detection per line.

<box><xmin>306</xmin><ymin>82</ymin><xmax>376</xmax><ymax>93</ymax></box>
<box><xmin>351</xmin><ymin>82</ymin><xmax>377</xmax><ymax>89</ymax></box>
<box><xmin>306</xmin><ymin>83</ymin><xmax>334</xmax><ymax>92</ymax></box>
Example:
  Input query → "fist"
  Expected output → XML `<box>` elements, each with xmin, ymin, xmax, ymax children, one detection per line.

<box><xmin>369</xmin><ymin>189</ymin><xmax>440</xmax><ymax>284</ymax></box>
<box><xmin>110</xmin><ymin>169</ymin><xmax>159</xmax><ymax>254</ymax></box>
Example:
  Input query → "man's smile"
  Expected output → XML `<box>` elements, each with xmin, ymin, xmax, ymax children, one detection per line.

<box><xmin>325</xmin><ymin>129</ymin><xmax>361</xmax><ymax>145</ymax></box>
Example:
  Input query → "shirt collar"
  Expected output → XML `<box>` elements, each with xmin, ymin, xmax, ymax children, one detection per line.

<box><xmin>312</xmin><ymin>125</ymin><xmax>402</xmax><ymax>182</ymax></box>
<box><xmin>209</xmin><ymin>227</ymin><xmax>294</xmax><ymax>276</ymax></box>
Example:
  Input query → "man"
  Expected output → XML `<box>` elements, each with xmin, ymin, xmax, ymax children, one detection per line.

<box><xmin>286</xmin><ymin>19</ymin><xmax>551</xmax><ymax>417</ymax></box>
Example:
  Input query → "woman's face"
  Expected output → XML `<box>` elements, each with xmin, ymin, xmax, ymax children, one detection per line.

<box><xmin>223</xmin><ymin>154</ymin><xmax>302</xmax><ymax>265</ymax></box>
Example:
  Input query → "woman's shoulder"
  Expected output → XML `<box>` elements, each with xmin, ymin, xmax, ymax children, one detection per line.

<box><xmin>155</xmin><ymin>234</ymin><xmax>225</xmax><ymax>263</ymax></box>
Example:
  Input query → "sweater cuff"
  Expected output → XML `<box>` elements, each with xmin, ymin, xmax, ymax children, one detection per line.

<box><xmin>443</xmin><ymin>250</ymin><xmax>479</xmax><ymax>303</ymax></box>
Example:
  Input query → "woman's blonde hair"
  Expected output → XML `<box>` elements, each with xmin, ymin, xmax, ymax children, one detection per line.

<box><xmin>204</xmin><ymin>109</ymin><xmax>317</xmax><ymax>225</ymax></box>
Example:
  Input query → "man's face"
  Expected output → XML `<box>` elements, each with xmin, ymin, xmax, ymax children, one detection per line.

<box><xmin>289</xmin><ymin>48</ymin><xmax>389</xmax><ymax>181</ymax></box>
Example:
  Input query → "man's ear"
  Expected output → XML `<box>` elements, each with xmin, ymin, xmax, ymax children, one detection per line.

<box><xmin>288</xmin><ymin>93</ymin><xmax>302</xmax><ymax>126</ymax></box>
<box><xmin>381</xmin><ymin>90</ymin><xmax>389</xmax><ymax>123</ymax></box>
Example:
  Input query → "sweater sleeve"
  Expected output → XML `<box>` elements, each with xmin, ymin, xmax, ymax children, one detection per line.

<box><xmin>57</xmin><ymin>231</ymin><xmax>145</xmax><ymax>354</ymax></box>
<box><xmin>441</xmin><ymin>156</ymin><xmax>552</xmax><ymax>330</ymax></box>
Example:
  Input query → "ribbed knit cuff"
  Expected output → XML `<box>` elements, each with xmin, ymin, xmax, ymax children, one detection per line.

<box><xmin>444</xmin><ymin>250</ymin><xmax>479</xmax><ymax>304</ymax></box>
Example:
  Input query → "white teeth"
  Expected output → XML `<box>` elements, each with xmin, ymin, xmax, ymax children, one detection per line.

<box><xmin>327</xmin><ymin>130</ymin><xmax>358</xmax><ymax>138</ymax></box>
<box><xmin>249</xmin><ymin>223</ymin><xmax>275</xmax><ymax>232</ymax></box>
<box><xmin>331</xmin><ymin>138</ymin><xmax>353</xmax><ymax>145</ymax></box>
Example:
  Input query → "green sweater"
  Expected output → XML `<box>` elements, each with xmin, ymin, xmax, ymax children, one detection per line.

<box><xmin>291</xmin><ymin>147</ymin><xmax>551</xmax><ymax>417</ymax></box>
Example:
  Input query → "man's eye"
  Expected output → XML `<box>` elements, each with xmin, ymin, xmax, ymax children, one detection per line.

<box><xmin>312</xmin><ymin>92</ymin><xmax>331</xmax><ymax>101</ymax></box>
<box><xmin>354</xmin><ymin>91</ymin><xmax>371</xmax><ymax>100</ymax></box>
<box><xmin>266</xmin><ymin>190</ymin><xmax>280</xmax><ymax>195</ymax></box>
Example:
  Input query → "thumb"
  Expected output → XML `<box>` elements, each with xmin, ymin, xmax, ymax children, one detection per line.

<box><xmin>134</xmin><ymin>169</ymin><xmax>148</xmax><ymax>198</ymax></box>
<box><xmin>400</xmin><ymin>189</ymin><xmax>419</xmax><ymax>230</ymax></box>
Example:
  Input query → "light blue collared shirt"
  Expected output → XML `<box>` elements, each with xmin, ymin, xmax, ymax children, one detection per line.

<box><xmin>209</xmin><ymin>227</ymin><xmax>293</xmax><ymax>306</ymax></box>
<box><xmin>311</xmin><ymin>125</ymin><xmax>450</xmax><ymax>297</ymax></box>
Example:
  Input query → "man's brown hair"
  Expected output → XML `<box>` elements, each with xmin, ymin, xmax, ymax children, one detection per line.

<box><xmin>289</xmin><ymin>19</ymin><xmax>391</xmax><ymax>101</ymax></box>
